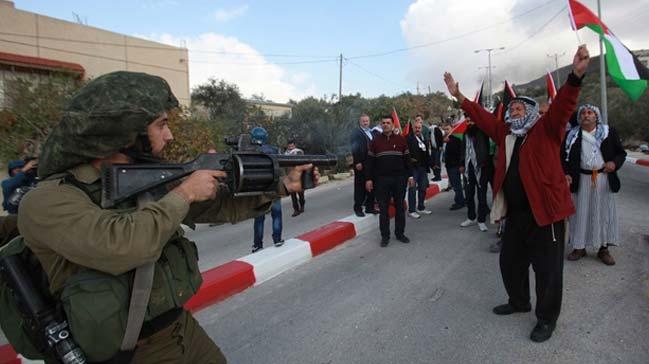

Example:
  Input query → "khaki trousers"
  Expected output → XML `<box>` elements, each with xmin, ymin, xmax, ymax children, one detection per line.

<box><xmin>131</xmin><ymin>310</ymin><xmax>227</xmax><ymax>364</ymax></box>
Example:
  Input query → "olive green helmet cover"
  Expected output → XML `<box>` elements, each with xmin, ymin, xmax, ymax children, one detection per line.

<box><xmin>38</xmin><ymin>71</ymin><xmax>179</xmax><ymax>178</ymax></box>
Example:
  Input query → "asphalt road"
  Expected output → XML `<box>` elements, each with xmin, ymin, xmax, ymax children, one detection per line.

<box><xmin>188</xmin><ymin>177</ymin><xmax>357</xmax><ymax>271</ymax></box>
<box><xmin>196</xmin><ymin>165</ymin><xmax>649</xmax><ymax>364</ymax></box>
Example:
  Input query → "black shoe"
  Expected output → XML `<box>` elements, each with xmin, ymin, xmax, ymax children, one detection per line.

<box><xmin>274</xmin><ymin>239</ymin><xmax>285</xmax><ymax>247</ymax></box>
<box><xmin>365</xmin><ymin>209</ymin><xmax>379</xmax><ymax>215</ymax></box>
<box><xmin>291</xmin><ymin>211</ymin><xmax>301</xmax><ymax>217</ymax></box>
<box><xmin>492</xmin><ymin>303</ymin><xmax>532</xmax><ymax>315</ymax></box>
<box><xmin>396</xmin><ymin>235</ymin><xmax>410</xmax><ymax>244</ymax></box>
<box><xmin>252</xmin><ymin>246</ymin><xmax>263</xmax><ymax>253</ymax></box>
<box><xmin>380</xmin><ymin>237</ymin><xmax>389</xmax><ymax>247</ymax></box>
<box><xmin>449</xmin><ymin>204</ymin><xmax>465</xmax><ymax>211</ymax></box>
<box><xmin>354</xmin><ymin>209</ymin><xmax>366</xmax><ymax>217</ymax></box>
<box><xmin>530</xmin><ymin>321</ymin><xmax>556</xmax><ymax>343</ymax></box>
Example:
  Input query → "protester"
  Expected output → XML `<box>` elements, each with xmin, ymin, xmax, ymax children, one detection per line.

<box><xmin>351</xmin><ymin>114</ymin><xmax>378</xmax><ymax>217</ymax></box>
<box><xmin>460</xmin><ymin>116</ymin><xmax>493</xmax><ymax>232</ymax></box>
<box><xmin>365</xmin><ymin>115</ymin><xmax>415</xmax><ymax>247</ymax></box>
<box><xmin>428</xmin><ymin>118</ymin><xmax>445</xmax><ymax>182</ymax></box>
<box><xmin>2</xmin><ymin>158</ymin><xmax>38</xmax><ymax>214</ymax></box>
<box><xmin>285</xmin><ymin>140</ymin><xmax>306</xmax><ymax>217</ymax></box>
<box><xmin>443</xmin><ymin>122</ymin><xmax>465</xmax><ymax>210</ymax></box>
<box><xmin>407</xmin><ymin>117</ymin><xmax>432</xmax><ymax>218</ymax></box>
<box><xmin>444</xmin><ymin>44</ymin><xmax>590</xmax><ymax>342</ymax></box>
<box><xmin>562</xmin><ymin>104</ymin><xmax>626</xmax><ymax>265</ymax></box>
<box><xmin>251</xmin><ymin>127</ymin><xmax>284</xmax><ymax>253</ymax></box>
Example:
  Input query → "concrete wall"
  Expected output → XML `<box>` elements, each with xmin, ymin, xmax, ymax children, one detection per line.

<box><xmin>0</xmin><ymin>1</ymin><xmax>190</xmax><ymax>105</ymax></box>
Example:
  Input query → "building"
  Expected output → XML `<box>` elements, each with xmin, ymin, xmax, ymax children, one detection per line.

<box><xmin>0</xmin><ymin>0</ymin><xmax>190</xmax><ymax>106</ymax></box>
<box><xmin>246</xmin><ymin>99</ymin><xmax>293</xmax><ymax>119</ymax></box>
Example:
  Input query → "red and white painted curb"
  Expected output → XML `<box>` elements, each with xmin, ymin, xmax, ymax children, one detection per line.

<box><xmin>1</xmin><ymin>179</ymin><xmax>448</xmax><ymax>363</ymax></box>
<box><xmin>625</xmin><ymin>156</ymin><xmax>649</xmax><ymax>168</ymax></box>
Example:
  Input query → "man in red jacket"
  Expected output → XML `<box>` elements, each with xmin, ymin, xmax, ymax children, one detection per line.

<box><xmin>443</xmin><ymin>45</ymin><xmax>590</xmax><ymax>343</ymax></box>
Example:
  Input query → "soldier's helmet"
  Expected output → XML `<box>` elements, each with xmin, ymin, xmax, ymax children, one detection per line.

<box><xmin>250</xmin><ymin>127</ymin><xmax>268</xmax><ymax>144</ymax></box>
<box><xmin>38</xmin><ymin>71</ymin><xmax>179</xmax><ymax>178</ymax></box>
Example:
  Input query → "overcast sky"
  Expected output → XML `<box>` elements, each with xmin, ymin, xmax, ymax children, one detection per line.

<box><xmin>15</xmin><ymin>0</ymin><xmax>649</xmax><ymax>102</ymax></box>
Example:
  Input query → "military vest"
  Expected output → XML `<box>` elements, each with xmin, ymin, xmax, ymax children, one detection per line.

<box><xmin>0</xmin><ymin>176</ymin><xmax>203</xmax><ymax>363</ymax></box>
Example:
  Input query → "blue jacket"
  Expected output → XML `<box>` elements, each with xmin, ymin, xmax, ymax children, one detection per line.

<box><xmin>259</xmin><ymin>144</ymin><xmax>279</xmax><ymax>155</ymax></box>
<box><xmin>2</xmin><ymin>160</ymin><xmax>37</xmax><ymax>214</ymax></box>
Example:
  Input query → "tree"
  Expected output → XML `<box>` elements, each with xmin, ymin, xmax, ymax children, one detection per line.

<box><xmin>191</xmin><ymin>79</ymin><xmax>249</xmax><ymax>138</ymax></box>
<box><xmin>0</xmin><ymin>74</ymin><xmax>83</xmax><ymax>163</ymax></box>
<box><xmin>162</xmin><ymin>108</ymin><xmax>216</xmax><ymax>162</ymax></box>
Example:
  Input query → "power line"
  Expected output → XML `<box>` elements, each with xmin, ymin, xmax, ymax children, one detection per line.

<box><xmin>0</xmin><ymin>30</ymin><xmax>334</xmax><ymax>59</ymax></box>
<box><xmin>0</xmin><ymin>37</ymin><xmax>187</xmax><ymax>73</ymax></box>
<box><xmin>344</xmin><ymin>58</ymin><xmax>413</xmax><ymax>92</ymax></box>
<box><xmin>494</xmin><ymin>5</ymin><xmax>567</xmax><ymax>56</ymax></box>
<box><xmin>346</xmin><ymin>0</ymin><xmax>561</xmax><ymax>60</ymax></box>
<box><xmin>189</xmin><ymin>58</ymin><xmax>338</xmax><ymax>66</ymax></box>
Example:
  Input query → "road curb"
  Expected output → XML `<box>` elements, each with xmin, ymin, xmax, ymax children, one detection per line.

<box><xmin>0</xmin><ymin>178</ymin><xmax>449</xmax><ymax>364</ymax></box>
<box><xmin>626</xmin><ymin>156</ymin><xmax>649</xmax><ymax>167</ymax></box>
<box><xmin>186</xmin><ymin>178</ymin><xmax>448</xmax><ymax>312</ymax></box>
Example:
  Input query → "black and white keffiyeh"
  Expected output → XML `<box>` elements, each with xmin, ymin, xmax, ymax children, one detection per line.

<box><xmin>505</xmin><ymin>96</ymin><xmax>540</xmax><ymax>137</ymax></box>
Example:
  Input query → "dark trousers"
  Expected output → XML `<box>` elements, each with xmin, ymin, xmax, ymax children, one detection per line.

<box><xmin>446</xmin><ymin>166</ymin><xmax>465</xmax><ymax>206</ymax></box>
<box><xmin>430</xmin><ymin>149</ymin><xmax>442</xmax><ymax>180</ymax></box>
<box><xmin>465</xmin><ymin>163</ymin><xmax>491</xmax><ymax>222</ymax></box>
<box><xmin>375</xmin><ymin>175</ymin><xmax>407</xmax><ymax>239</ymax></box>
<box><xmin>407</xmin><ymin>166</ymin><xmax>429</xmax><ymax>212</ymax></box>
<box><xmin>354</xmin><ymin>168</ymin><xmax>375</xmax><ymax>212</ymax></box>
<box><xmin>290</xmin><ymin>191</ymin><xmax>305</xmax><ymax>212</ymax></box>
<box><xmin>500</xmin><ymin>209</ymin><xmax>565</xmax><ymax>324</ymax></box>
<box><xmin>253</xmin><ymin>200</ymin><xmax>282</xmax><ymax>247</ymax></box>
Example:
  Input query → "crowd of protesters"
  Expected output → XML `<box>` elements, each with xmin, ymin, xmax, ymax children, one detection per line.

<box><xmin>348</xmin><ymin>45</ymin><xmax>627</xmax><ymax>343</ymax></box>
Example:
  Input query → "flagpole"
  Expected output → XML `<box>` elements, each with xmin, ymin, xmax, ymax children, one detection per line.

<box><xmin>598</xmin><ymin>0</ymin><xmax>608</xmax><ymax>124</ymax></box>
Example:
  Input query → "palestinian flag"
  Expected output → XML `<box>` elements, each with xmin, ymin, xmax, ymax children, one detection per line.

<box><xmin>546</xmin><ymin>72</ymin><xmax>557</xmax><ymax>103</ymax></box>
<box><xmin>569</xmin><ymin>0</ymin><xmax>649</xmax><ymax>101</ymax></box>
<box><xmin>391</xmin><ymin>107</ymin><xmax>402</xmax><ymax>134</ymax></box>
<box><xmin>493</xmin><ymin>81</ymin><xmax>516</xmax><ymax>121</ymax></box>
<box><xmin>473</xmin><ymin>80</ymin><xmax>484</xmax><ymax>106</ymax></box>
<box><xmin>449</xmin><ymin>119</ymin><xmax>467</xmax><ymax>140</ymax></box>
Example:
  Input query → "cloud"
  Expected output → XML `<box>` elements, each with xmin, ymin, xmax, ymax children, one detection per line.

<box><xmin>213</xmin><ymin>5</ymin><xmax>249</xmax><ymax>22</ymax></box>
<box><xmin>146</xmin><ymin>33</ymin><xmax>316</xmax><ymax>102</ymax></box>
<box><xmin>400</xmin><ymin>0</ymin><xmax>649</xmax><ymax>99</ymax></box>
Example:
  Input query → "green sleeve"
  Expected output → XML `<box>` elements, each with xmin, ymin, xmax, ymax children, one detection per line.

<box><xmin>18</xmin><ymin>181</ymin><xmax>189</xmax><ymax>276</ymax></box>
<box><xmin>184</xmin><ymin>181</ymin><xmax>288</xmax><ymax>225</ymax></box>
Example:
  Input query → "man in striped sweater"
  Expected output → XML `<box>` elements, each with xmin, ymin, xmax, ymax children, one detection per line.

<box><xmin>365</xmin><ymin>115</ymin><xmax>415</xmax><ymax>247</ymax></box>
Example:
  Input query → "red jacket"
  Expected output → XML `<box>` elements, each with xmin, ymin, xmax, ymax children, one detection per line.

<box><xmin>461</xmin><ymin>80</ymin><xmax>580</xmax><ymax>226</ymax></box>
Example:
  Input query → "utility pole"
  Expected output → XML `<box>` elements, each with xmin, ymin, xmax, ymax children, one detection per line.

<box><xmin>475</xmin><ymin>47</ymin><xmax>505</xmax><ymax>109</ymax></box>
<box><xmin>546</xmin><ymin>52</ymin><xmax>565</xmax><ymax>86</ymax></box>
<box><xmin>417</xmin><ymin>81</ymin><xmax>420</xmax><ymax>95</ymax></box>
<box><xmin>598</xmin><ymin>0</ymin><xmax>608</xmax><ymax>124</ymax></box>
<box><xmin>428</xmin><ymin>85</ymin><xmax>432</xmax><ymax>94</ymax></box>
<box><xmin>338</xmin><ymin>54</ymin><xmax>343</xmax><ymax>105</ymax></box>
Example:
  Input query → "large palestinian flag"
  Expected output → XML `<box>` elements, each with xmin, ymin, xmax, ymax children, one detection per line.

<box><xmin>568</xmin><ymin>0</ymin><xmax>649</xmax><ymax>101</ymax></box>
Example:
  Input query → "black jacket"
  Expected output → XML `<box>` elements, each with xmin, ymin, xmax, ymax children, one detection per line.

<box><xmin>462</xmin><ymin>125</ymin><xmax>492</xmax><ymax>168</ymax></box>
<box><xmin>350</xmin><ymin>127</ymin><xmax>372</xmax><ymax>165</ymax></box>
<box><xmin>407</xmin><ymin>132</ymin><xmax>431</xmax><ymax>170</ymax></box>
<box><xmin>561</xmin><ymin>126</ymin><xmax>626</xmax><ymax>193</ymax></box>
<box><xmin>444</xmin><ymin>135</ymin><xmax>464</xmax><ymax>168</ymax></box>
<box><xmin>430</xmin><ymin>125</ymin><xmax>444</xmax><ymax>151</ymax></box>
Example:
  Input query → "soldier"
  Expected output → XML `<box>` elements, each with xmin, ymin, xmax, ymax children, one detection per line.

<box><xmin>17</xmin><ymin>71</ymin><xmax>313</xmax><ymax>363</ymax></box>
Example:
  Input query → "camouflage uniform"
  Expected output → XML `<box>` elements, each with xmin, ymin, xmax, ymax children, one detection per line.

<box><xmin>18</xmin><ymin>72</ymin><xmax>280</xmax><ymax>363</ymax></box>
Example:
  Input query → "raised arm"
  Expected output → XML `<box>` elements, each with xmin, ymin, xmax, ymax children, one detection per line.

<box><xmin>544</xmin><ymin>45</ymin><xmax>589</xmax><ymax>143</ymax></box>
<box><xmin>444</xmin><ymin>72</ymin><xmax>502</xmax><ymax>141</ymax></box>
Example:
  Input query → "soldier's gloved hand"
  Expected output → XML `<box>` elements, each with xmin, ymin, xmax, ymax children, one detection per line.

<box><xmin>173</xmin><ymin>170</ymin><xmax>227</xmax><ymax>203</ymax></box>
